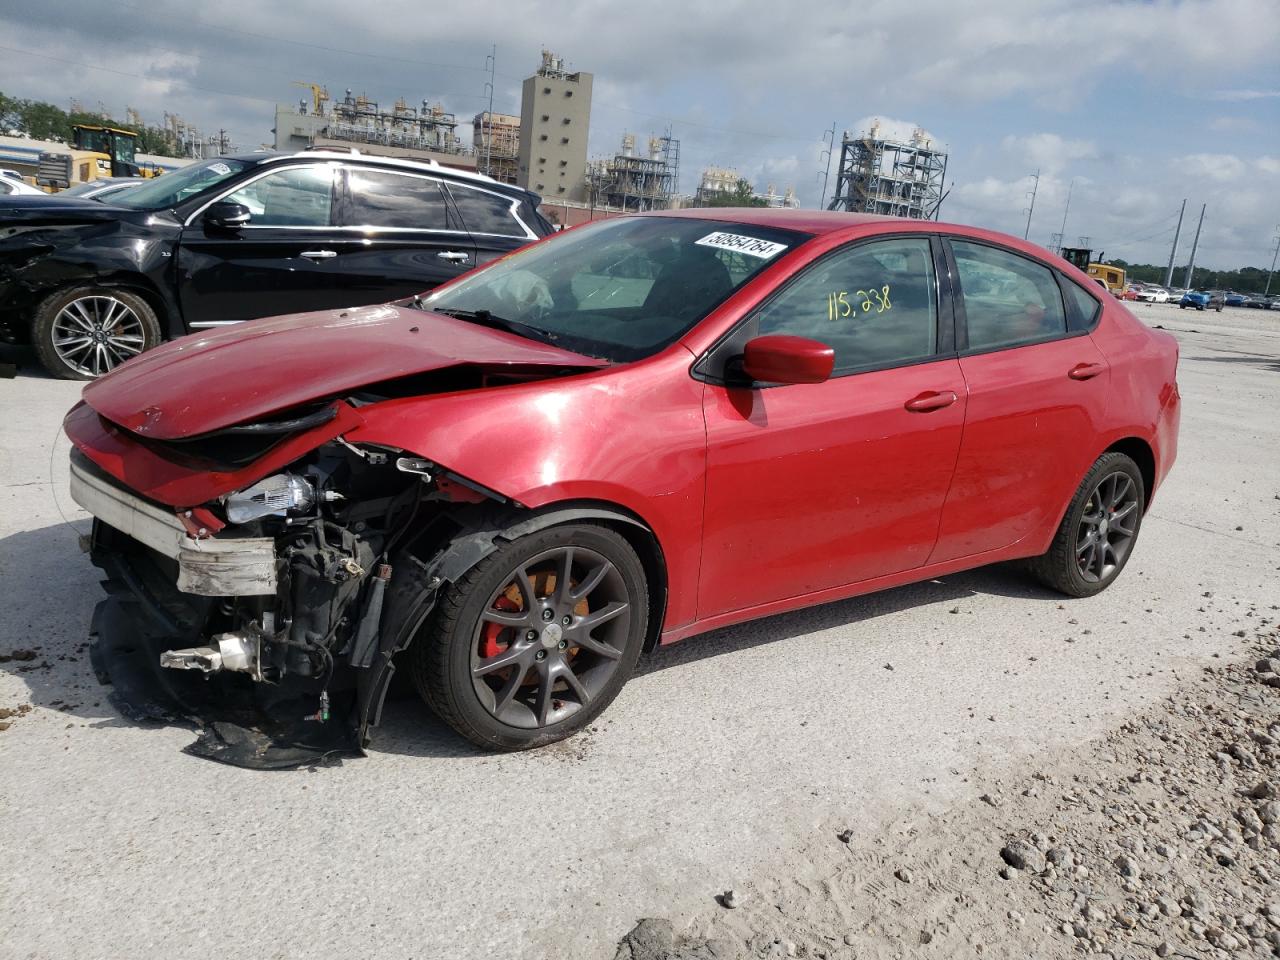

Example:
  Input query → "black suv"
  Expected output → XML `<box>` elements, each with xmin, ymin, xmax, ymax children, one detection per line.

<box><xmin>0</xmin><ymin>150</ymin><xmax>553</xmax><ymax>378</ymax></box>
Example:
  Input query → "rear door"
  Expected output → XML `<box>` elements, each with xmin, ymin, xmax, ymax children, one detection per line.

<box><xmin>445</xmin><ymin>182</ymin><xmax>541</xmax><ymax>267</ymax></box>
<box><xmin>177</xmin><ymin>163</ymin><xmax>345</xmax><ymax>329</ymax></box>
<box><xmin>930</xmin><ymin>239</ymin><xmax>1110</xmax><ymax>563</ymax></box>
<box><xmin>335</xmin><ymin>166</ymin><xmax>477</xmax><ymax>299</ymax></box>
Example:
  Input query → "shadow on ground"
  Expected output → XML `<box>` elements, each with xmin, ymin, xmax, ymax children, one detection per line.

<box><xmin>0</xmin><ymin>516</ymin><xmax>1062</xmax><ymax>764</ymax></box>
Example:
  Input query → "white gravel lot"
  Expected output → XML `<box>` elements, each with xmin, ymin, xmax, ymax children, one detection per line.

<box><xmin>0</xmin><ymin>303</ymin><xmax>1277</xmax><ymax>960</ymax></box>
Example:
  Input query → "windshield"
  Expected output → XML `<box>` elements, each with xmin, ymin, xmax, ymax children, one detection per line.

<box><xmin>422</xmin><ymin>216</ymin><xmax>809</xmax><ymax>361</ymax></box>
<box><xmin>112</xmin><ymin>157</ymin><xmax>252</xmax><ymax>210</ymax></box>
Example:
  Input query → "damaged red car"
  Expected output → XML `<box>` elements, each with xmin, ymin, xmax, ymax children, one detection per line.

<box><xmin>65</xmin><ymin>209</ymin><xmax>1181</xmax><ymax>766</ymax></box>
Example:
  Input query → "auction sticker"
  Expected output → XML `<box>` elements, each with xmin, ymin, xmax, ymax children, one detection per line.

<box><xmin>695</xmin><ymin>232</ymin><xmax>788</xmax><ymax>260</ymax></box>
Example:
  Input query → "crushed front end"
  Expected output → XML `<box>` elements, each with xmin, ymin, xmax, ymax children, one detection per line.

<box><xmin>67</xmin><ymin>403</ymin><xmax>500</xmax><ymax>769</ymax></box>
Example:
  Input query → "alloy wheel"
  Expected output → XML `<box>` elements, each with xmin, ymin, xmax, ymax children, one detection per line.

<box><xmin>1076</xmin><ymin>471</ymin><xmax>1140</xmax><ymax>583</ymax></box>
<box><xmin>470</xmin><ymin>545</ymin><xmax>631</xmax><ymax>729</ymax></box>
<box><xmin>51</xmin><ymin>295</ymin><xmax>146</xmax><ymax>377</ymax></box>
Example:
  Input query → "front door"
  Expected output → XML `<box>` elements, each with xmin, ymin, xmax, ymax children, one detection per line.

<box><xmin>177</xmin><ymin>163</ymin><xmax>346</xmax><ymax>329</ymax></box>
<box><xmin>930</xmin><ymin>239</ymin><xmax>1111</xmax><ymax>563</ymax></box>
<box><xmin>698</xmin><ymin>236</ymin><xmax>966</xmax><ymax>619</ymax></box>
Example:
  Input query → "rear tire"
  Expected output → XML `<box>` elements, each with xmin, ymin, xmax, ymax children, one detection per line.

<box><xmin>33</xmin><ymin>286</ymin><xmax>161</xmax><ymax>380</ymax></box>
<box><xmin>409</xmin><ymin>523</ymin><xmax>648</xmax><ymax>751</ymax></box>
<box><xmin>1026</xmin><ymin>452</ymin><xmax>1145</xmax><ymax>598</ymax></box>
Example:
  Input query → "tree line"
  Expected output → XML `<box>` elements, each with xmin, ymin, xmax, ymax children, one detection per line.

<box><xmin>1110</xmin><ymin>259</ymin><xmax>1275</xmax><ymax>294</ymax></box>
<box><xmin>0</xmin><ymin>91</ymin><xmax>188</xmax><ymax>158</ymax></box>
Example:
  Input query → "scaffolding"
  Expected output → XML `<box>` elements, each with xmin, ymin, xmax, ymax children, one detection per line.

<box><xmin>316</xmin><ymin>88</ymin><xmax>462</xmax><ymax>154</ymax></box>
<box><xmin>827</xmin><ymin>121</ymin><xmax>947</xmax><ymax>219</ymax></box>
<box><xmin>473</xmin><ymin>111</ymin><xmax>520</xmax><ymax>184</ymax></box>
<box><xmin>586</xmin><ymin>132</ymin><xmax>679</xmax><ymax>211</ymax></box>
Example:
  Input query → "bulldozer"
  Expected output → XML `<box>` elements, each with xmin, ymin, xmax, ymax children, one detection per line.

<box><xmin>36</xmin><ymin>125</ymin><xmax>160</xmax><ymax>190</ymax></box>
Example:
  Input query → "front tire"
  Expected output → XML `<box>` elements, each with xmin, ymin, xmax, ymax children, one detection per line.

<box><xmin>1027</xmin><ymin>452</ymin><xmax>1145</xmax><ymax>598</ymax></box>
<box><xmin>32</xmin><ymin>286</ymin><xmax>161</xmax><ymax>380</ymax></box>
<box><xmin>410</xmin><ymin>523</ymin><xmax>648</xmax><ymax>750</ymax></box>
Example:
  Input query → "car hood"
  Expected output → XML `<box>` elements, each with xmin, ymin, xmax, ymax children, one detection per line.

<box><xmin>0</xmin><ymin>193</ymin><xmax>134</xmax><ymax>225</ymax></box>
<box><xmin>81</xmin><ymin>303</ymin><xmax>608</xmax><ymax>440</ymax></box>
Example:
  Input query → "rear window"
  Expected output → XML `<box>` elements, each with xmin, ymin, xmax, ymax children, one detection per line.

<box><xmin>449</xmin><ymin>185</ymin><xmax>528</xmax><ymax>237</ymax></box>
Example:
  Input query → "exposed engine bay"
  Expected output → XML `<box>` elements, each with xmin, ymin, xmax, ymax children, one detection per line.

<box><xmin>77</xmin><ymin>434</ymin><xmax>515</xmax><ymax>769</ymax></box>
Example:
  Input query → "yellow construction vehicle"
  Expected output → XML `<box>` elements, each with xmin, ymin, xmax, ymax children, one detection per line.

<box><xmin>36</xmin><ymin>125</ymin><xmax>160</xmax><ymax>190</ymax></box>
<box><xmin>1061</xmin><ymin>247</ymin><xmax>1125</xmax><ymax>296</ymax></box>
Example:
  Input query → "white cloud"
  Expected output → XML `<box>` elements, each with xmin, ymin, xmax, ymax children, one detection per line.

<box><xmin>1209</xmin><ymin>88</ymin><xmax>1280</xmax><ymax>101</ymax></box>
<box><xmin>1173</xmin><ymin>153</ymin><xmax>1249</xmax><ymax>182</ymax></box>
<box><xmin>1000</xmin><ymin>133</ymin><xmax>1099</xmax><ymax>175</ymax></box>
<box><xmin>1257</xmin><ymin>157</ymin><xmax>1280</xmax><ymax>176</ymax></box>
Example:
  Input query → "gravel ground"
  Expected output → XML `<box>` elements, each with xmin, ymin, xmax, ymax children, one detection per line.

<box><xmin>0</xmin><ymin>303</ymin><xmax>1277</xmax><ymax>960</ymax></box>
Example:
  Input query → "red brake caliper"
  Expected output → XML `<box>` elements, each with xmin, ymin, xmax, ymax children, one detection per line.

<box><xmin>480</xmin><ymin>593</ymin><xmax>521</xmax><ymax>659</ymax></box>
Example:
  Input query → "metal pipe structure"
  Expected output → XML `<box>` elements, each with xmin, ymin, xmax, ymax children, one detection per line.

<box><xmin>1024</xmin><ymin>170</ymin><xmax>1039</xmax><ymax>240</ymax></box>
<box><xmin>1164</xmin><ymin>199</ymin><xmax>1186</xmax><ymax>289</ymax></box>
<box><xmin>1265</xmin><ymin>226</ymin><xmax>1280</xmax><ymax>297</ymax></box>
<box><xmin>1183</xmin><ymin>203</ymin><xmax>1206</xmax><ymax>290</ymax></box>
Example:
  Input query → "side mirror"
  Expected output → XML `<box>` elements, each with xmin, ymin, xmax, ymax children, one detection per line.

<box><xmin>741</xmin><ymin>335</ymin><xmax>835</xmax><ymax>385</ymax></box>
<box><xmin>203</xmin><ymin>200</ymin><xmax>251</xmax><ymax>229</ymax></box>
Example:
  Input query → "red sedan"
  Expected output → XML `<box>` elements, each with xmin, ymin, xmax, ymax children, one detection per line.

<box><xmin>65</xmin><ymin>210</ymin><xmax>1180</xmax><ymax>764</ymax></box>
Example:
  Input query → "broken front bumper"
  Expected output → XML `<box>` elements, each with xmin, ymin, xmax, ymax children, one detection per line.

<box><xmin>69</xmin><ymin>455</ymin><xmax>276</xmax><ymax>597</ymax></box>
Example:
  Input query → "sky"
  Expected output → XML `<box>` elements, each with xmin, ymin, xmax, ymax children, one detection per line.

<box><xmin>0</xmin><ymin>0</ymin><xmax>1277</xmax><ymax>270</ymax></box>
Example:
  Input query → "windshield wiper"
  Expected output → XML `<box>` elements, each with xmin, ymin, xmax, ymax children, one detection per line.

<box><xmin>431</xmin><ymin>307</ymin><xmax>558</xmax><ymax>345</ymax></box>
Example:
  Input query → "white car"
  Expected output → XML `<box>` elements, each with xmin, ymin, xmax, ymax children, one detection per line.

<box><xmin>0</xmin><ymin>176</ymin><xmax>46</xmax><ymax>196</ymax></box>
<box><xmin>1133</xmin><ymin>285</ymin><xmax>1169</xmax><ymax>304</ymax></box>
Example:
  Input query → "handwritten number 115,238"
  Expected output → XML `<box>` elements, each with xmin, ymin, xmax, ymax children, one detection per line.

<box><xmin>827</xmin><ymin>285</ymin><xmax>891</xmax><ymax>320</ymax></box>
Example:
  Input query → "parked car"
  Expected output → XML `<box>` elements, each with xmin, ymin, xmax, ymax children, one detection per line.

<box><xmin>1180</xmin><ymin>290</ymin><xmax>1224</xmax><ymax>311</ymax></box>
<box><xmin>1132</xmin><ymin>284</ymin><xmax>1170</xmax><ymax>304</ymax></box>
<box><xmin>0</xmin><ymin>176</ymin><xmax>45</xmax><ymax>196</ymax></box>
<box><xmin>0</xmin><ymin>150</ymin><xmax>553</xmax><ymax>379</ymax></box>
<box><xmin>66</xmin><ymin>209</ymin><xmax>1182</xmax><ymax>765</ymax></box>
<box><xmin>1269</xmin><ymin>297</ymin><xmax>1280</xmax><ymax>310</ymax></box>
<box><xmin>1224</xmin><ymin>292</ymin><xmax>1247</xmax><ymax>307</ymax></box>
<box><xmin>57</xmin><ymin>177</ymin><xmax>146</xmax><ymax>201</ymax></box>
<box><xmin>1241</xmin><ymin>294</ymin><xmax>1269</xmax><ymax>308</ymax></box>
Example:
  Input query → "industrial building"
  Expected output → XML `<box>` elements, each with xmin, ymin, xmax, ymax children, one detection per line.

<box><xmin>472</xmin><ymin>111</ymin><xmax>520</xmax><ymax>184</ymax></box>
<box><xmin>517</xmin><ymin>51</ymin><xmax>593</xmax><ymax>202</ymax></box>
<box><xmin>694</xmin><ymin>166</ymin><xmax>797</xmax><ymax>208</ymax></box>
<box><xmin>273</xmin><ymin>84</ymin><xmax>475</xmax><ymax>170</ymax></box>
<box><xmin>586</xmin><ymin>133</ymin><xmax>680</xmax><ymax>211</ymax></box>
<box><xmin>827</xmin><ymin>120</ymin><xmax>947</xmax><ymax>219</ymax></box>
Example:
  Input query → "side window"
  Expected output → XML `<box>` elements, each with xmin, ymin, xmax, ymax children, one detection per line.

<box><xmin>224</xmin><ymin>166</ymin><xmax>335</xmax><ymax>226</ymax></box>
<box><xmin>755</xmin><ymin>238</ymin><xmax>938</xmax><ymax>376</ymax></box>
<box><xmin>1062</xmin><ymin>278</ymin><xmax>1101</xmax><ymax>331</ymax></box>
<box><xmin>346</xmin><ymin>169</ymin><xmax>451</xmax><ymax>230</ymax></box>
<box><xmin>952</xmin><ymin>241</ymin><xmax>1067</xmax><ymax>350</ymax></box>
<box><xmin>450</xmin><ymin>186</ymin><xmax>526</xmax><ymax>237</ymax></box>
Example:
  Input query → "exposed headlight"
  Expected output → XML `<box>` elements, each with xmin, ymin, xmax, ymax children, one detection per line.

<box><xmin>225</xmin><ymin>473</ymin><xmax>315</xmax><ymax>524</ymax></box>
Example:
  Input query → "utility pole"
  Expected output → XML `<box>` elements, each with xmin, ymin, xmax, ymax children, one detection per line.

<box><xmin>1023</xmin><ymin>169</ymin><xmax>1039</xmax><ymax>240</ymax></box>
<box><xmin>1164</xmin><ymin>199</ymin><xmax>1187</xmax><ymax>288</ymax></box>
<box><xmin>1265</xmin><ymin>225</ymin><xmax>1280</xmax><ymax>296</ymax></box>
<box><xmin>1183</xmin><ymin>203</ymin><xmax>1206</xmax><ymax>290</ymax></box>
<box><xmin>819</xmin><ymin>123</ymin><xmax>837</xmax><ymax>210</ymax></box>
<box><xmin>482</xmin><ymin>44</ymin><xmax>497</xmax><ymax>177</ymax></box>
<box><xmin>1054</xmin><ymin>178</ymin><xmax>1076</xmax><ymax>254</ymax></box>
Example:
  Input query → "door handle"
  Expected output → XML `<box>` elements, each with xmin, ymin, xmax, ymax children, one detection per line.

<box><xmin>904</xmin><ymin>390</ymin><xmax>958</xmax><ymax>413</ymax></box>
<box><xmin>300</xmin><ymin>250</ymin><xmax>337</xmax><ymax>260</ymax></box>
<box><xmin>1068</xmin><ymin>362</ymin><xmax>1106</xmax><ymax>381</ymax></box>
<box><xmin>437</xmin><ymin>251</ymin><xmax>470</xmax><ymax>263</ymax></box>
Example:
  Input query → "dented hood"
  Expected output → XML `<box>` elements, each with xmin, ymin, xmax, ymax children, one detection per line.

<box><xmin>81</xmin><ymin>303</ymin><xmax>607</xmax><ymax>440</ymax></box>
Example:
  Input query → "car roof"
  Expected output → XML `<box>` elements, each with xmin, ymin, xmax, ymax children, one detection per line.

<box><xmin>646</xmin><ymin>207</ymin><xmax>903</xmax><ymax>235</ymax></box>
<box><xmin>226</xmin><ymin>149</ymin><xmax>525</xmax><ymax>195</ymax></box>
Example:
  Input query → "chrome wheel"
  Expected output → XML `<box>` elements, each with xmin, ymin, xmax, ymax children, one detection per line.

<box><xmin>1076</xmin><ymin>471</ymin><xmax>1140</xmax><ymax>583</ymax></box>
<box><xmin>51</xmin><ymin>295</ymin><xmax>146</xmax><ymax>377</ymax></box>
<box><xmin>470</xmin><ymin>545</ymin><xmax>631</xmax><ymax>729</ymax></box>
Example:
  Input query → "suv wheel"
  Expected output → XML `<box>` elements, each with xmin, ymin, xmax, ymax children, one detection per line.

<box><xmin>33</xmin><ymin>286</ymin><xmax>161</xmax><ymax>380</ymax></box>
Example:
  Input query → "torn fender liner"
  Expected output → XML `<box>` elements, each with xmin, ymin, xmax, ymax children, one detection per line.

<box><xmin>90</xmin><ymin>594</ymin><xmax>363</xmax><ymax>770</ymax></box>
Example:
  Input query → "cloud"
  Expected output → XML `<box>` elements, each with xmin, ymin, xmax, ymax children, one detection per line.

<box><xmin>1209</xmin><ymin>88</ymin><xmax>1280</xmax><ymax>101</ymax></box>
<box><xmin>1000</xmin><ymin>133</ymin><xmax>1099</xmax><ymax>175</ymax></box>
<box><xmin>1173</xmin><ymin>153</ymin><xmax>1249</xmax><ymax>182</ymax></box>
<box><xmin>1257</xmin><ymin>157</ymin><xmax>1280</xmax><ymax>176</ymax></box>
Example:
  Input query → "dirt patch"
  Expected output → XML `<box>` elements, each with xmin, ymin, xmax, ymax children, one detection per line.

<box><xmin>617</xmin><ymin>614</ymin><xmax>1280</xmax><ymax>959</ymax></box>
